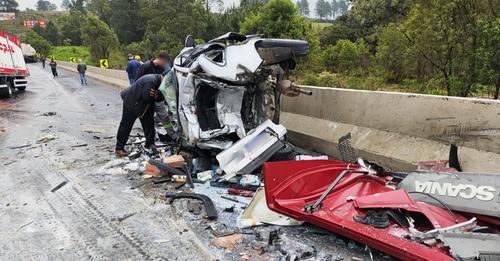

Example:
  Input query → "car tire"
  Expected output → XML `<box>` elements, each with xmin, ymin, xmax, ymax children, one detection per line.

<box><xmin>0</xmin><ymin>82</ymin><xmax>12</xmax><ymax>98</ymax></box>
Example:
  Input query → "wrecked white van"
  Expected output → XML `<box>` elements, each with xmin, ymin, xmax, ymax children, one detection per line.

<box><xmin>171</xmin><ymin>32</ymin><xmax>309</xmax><ymax>150</ymax></box>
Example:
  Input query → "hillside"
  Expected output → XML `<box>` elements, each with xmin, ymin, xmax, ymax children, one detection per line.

<box><xmin>0</xmin><ymin>10</ymin><xmax>66</xmax><ymax>36</ymax></box>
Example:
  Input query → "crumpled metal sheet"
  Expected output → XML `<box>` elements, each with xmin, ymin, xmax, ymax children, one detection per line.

<box><xmin>197</xmin><ymin>38</ymin><xmax>263</xmax><ymax>83</ymax></box>
<box><xmin>437</xmin><ymin>232</ymin><xmax>500</xmax><ymax>260</ymax></box>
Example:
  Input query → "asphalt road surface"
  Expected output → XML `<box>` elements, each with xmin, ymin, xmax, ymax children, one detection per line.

<box><xmin>0</xmin><ymin>64</ymin><xmax>214</xmax><ymax>260</ymax></box>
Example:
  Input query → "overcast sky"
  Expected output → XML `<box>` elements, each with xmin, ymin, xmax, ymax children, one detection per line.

<box><xmin>17</xmin><ymin>0</ymin><xmax>321</xmax><ymax>16</ymax></box>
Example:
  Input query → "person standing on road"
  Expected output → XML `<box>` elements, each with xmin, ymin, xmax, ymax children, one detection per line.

<box><xmin>41</xmin><ymin>56</ymin><xmax>46</xmax><ymax>68</ymax></box>
<box><xmin>49</xmin><ymin>59</ymin><xmax>58</xmax><ymax>78</ymax></box>
<box><xmin>126</xmin><ymin>55</ymin><xmax>141</xmax><ymax>84</ymax></box>
<box><xmin>115</xmin><ymin>74</ymin><xmax>165</xmax><ymax>157</ymax></box>
<box><xmin>77</xmin><ymin>59</ymin><xmax>88</xmax><ymax>85</ymax></box>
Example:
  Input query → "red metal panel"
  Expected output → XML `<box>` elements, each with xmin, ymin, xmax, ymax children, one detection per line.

<box><xmin>263</xmin><ymin>160</ymin><xmax>464</xmax><ymax>261</ymax></box>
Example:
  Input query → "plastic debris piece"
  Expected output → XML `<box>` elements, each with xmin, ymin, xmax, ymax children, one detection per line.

<box><xmin>210</xmin><ymin>234</ymin><xmax>243</xmax><ymax>249</ymax></box>
<box><xmin>295</xmin><ymin>155</ymin><xmax>328</xmax><ymax>161</ymax></box>
<box><xmin>197</xmin><ymin>170</ymin><xmax>213</xmax><ymax>182</ymax></box>
<box><xmin>237</xmin><ymin>188</ymin><xmax>303</xmax><ymax>228</ymax></box>
<box><xmin>37</xmin><ymin>134</ymin><xmax>56</xmax><ymax>143</ymax></box>
<box><xmin>239</xmin><ymin>174</ymin><xmax>260</xmax><ymax>186</ymax></box>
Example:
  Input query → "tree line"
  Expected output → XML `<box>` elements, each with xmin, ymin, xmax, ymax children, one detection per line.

<box><xmin>6</xmin><ymin>0</ymin><xmax>499</xmax><ymax>98</ymax></box>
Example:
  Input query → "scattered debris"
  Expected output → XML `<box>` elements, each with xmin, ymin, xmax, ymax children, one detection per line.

<box><xmin>221</xmin><ymin>195</ymin><xmax>249</xmax><ymax>205</ymax></box>
<box><xmin>239</xmin><ymin>175</ymin><xmax>260</xmax><ymax>187</ymax></box>
<box><xmin>50</xmin><ymin>181</ymin><xmax>68</xmax><ymax>193</ymax></box>
<box><xmin>197</xmin><ymin>170</ymin><xmax>213</xmax><ymax>182</ymax></box>
<box><xmin>71</xmin><ymin>143</ymin><xmax>88</xmax><ymax>148</ymax></box>
<box><xmin>34</xmin><ymin>111</ymin><xmax>57</xmax><ymax>117</ymax></box>
<box><xmin>210</xmin><ymin>234</ymin><xmax>242</xmax><ymax>250</ymax></box>
<box><xmin>37</xmin><ymin>134</ymin><xmax>56</xmax><ymax>143</ymax></box>
<box><xmin>16</xmin><ymin>220</ymin><xmax>34</xmax><ymax>231</ymax></box>
<box><xmin>228</xmin><ymin>188</ymin><xmax>254</xmax><ymax>198</ymax></box>
<box><xmin>8</xmin><ymin>144</ymin><xmax>31</xmax><ymax>149</ymax></box>
<box><xmin>187</xmin><ymin>201</ymin><xmax>203</xmax><ymax>215</ymax></box>
<box><xmin>238</xmin><ymin>188</ymin><xmax>302</xmax><ymax>228</ymax></box>
<box><xmin>165</xmin><ymin>192</ymin><xmax>218</xmax><ymax>220</ymax></box>
<box><xmin>209</xmin><ymin>223</ymin><xmax>237</xmax><ymax>237</ymax></box>
<box><xmin>295</xmin><ymin>155</ymin><xmax>328</xmax><ymax>160</ymax></box>
<box><xmin>112</xmin><ymin>213</ymin><xmax>136</xmax><ymax>222</ymax></box>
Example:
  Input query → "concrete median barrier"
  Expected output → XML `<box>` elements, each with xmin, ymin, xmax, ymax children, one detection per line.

<box><xmin>57</xmin><ymin>60</ymin><xmax>129</xmax><ymax>88</ymax></box>
<box><xmin>56</xmin><ymin>62</ymin><xmax>500</xmax><ymax>172</ymax></box>
<box><xmin>282</xmin><ymin>86</ymin><xmax>500</xmax><ymax>172</ymax></box>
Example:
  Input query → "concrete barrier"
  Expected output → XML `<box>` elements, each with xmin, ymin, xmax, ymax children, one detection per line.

<box><xmin>57</xmin><ymin>61</ymin><xmax>129</xmax><ymax>88</ymax></box>
<box><xmin>56</xmin><ymin>63</ymin><xmax>500</xmax><ymax>172</ymax></box>
<box><xmin>282</xmin><ymin>86</ymin><xmax>500</xmax><ymax>172</ymax></box>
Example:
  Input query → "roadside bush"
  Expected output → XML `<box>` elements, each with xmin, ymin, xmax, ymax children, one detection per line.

<box><xmin>298</xmin><ymin>71</ymin><xmax>343</xmax><ymax>87</ymax></box>
<box><xmin>322</xmin><ymin>39</ymin><xmax>359</xmax><ymax>73</ymax></box>
<box><xmin>50</xmin><ymin>46</ymin><xmax>91</xmax><ymax>64</ymax></box>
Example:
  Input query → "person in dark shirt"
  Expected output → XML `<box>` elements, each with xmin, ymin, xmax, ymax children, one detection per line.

<box><xmin>76</xmin><ymin>59</ymin><xmax>88</xmax><ymax>85</ymax></box>
<box><xmin>41</xmin><ymin>56</ymin><xmax>46</xmax><ymax>68</ymax></box>
<box><xmin>49</xmin><ymin>59</ymin><xmax>58</xmax><ymax>78</ymax></box>
<box><xmin>136</xmin><ymin>51</ymin><xmax>170</xmax><ymax>79</ymax></box>
<box><xmin>126</xmin><ymin>55</ymin><xmax>141</xmax><ymax>84</ymax></box>
<box><xmin>115</xmin><ymin>74</ymin><xmax>165</xmax><ymax>157</ymax></box>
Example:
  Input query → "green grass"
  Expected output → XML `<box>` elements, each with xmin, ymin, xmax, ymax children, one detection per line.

<box><xmin>50</xmin><ymin>46</ymin><xmax>127</xmax><ymax>69</ymax></box>
<box><xmin>50</xmin><ymin>46</ymin><xmax>92</xmax><ymax>64</ymax></box>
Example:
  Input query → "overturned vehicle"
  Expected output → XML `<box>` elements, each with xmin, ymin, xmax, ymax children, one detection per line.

<box><xmin>168</xmin><ymin>33</ymin><xmax>309</xmax><ymax>153</ymax></box>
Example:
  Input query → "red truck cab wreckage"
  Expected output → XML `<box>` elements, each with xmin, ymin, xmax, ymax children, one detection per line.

<box><xmin>263</xmin><ymin>160</ymin><xmax>500</xmax><ymax>260</ymax></box>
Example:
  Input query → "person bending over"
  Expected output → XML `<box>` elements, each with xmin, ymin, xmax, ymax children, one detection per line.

<box><xmin>115</xmin><ymin>73</ymin><xmax>164</xmax><ymax>157</ymax></box>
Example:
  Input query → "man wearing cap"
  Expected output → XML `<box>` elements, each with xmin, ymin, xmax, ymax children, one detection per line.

<box><xmin>126</xmin><ymin>54</ymin><xmax>141</xmax><ymax>84</ymax></box>
<box><xmin>115</xmin><ymin>73</ymin><xmax>165</xmax><ymax>157</ymax></box>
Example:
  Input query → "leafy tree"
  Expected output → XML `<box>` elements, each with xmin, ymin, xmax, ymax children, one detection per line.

<box><xmin>241</xmin><ymin>0</ymin><xmax>308</xmax><ymax>39</ymax></box>
<box><xmin>0</xmin><ymin>0</ymin><xmax>18</xmax><ymax>12</ymax></box>
<box><xmin>138</xmin><ymin>0</ymin><xmax>207</xmax><ymax>57</ymax></box>
<box><xmin>356</xmin><ymin>38</ymin><xmax>370</xmax><ymax>75</ymax></box>
<box><xmin>44</xmin><ymin>21</ymin><xmax>61</xmax><ymax>45</ymax></box>
<box><xmin>36</xmin><ymin>0</ymin><xmax>57</xmax><ymax>11</ymax></box>
<box><xmin>401</xmin><ymin>0</ymin><xmax>493</xmax><ymax>96</ymax></box>
<box><xmin>350</xmin><ymin>0</ymin><xmax>413</xmax><ymax>26</ymax></box>
<box><xmin>57</xmin><ymin>12</ymin><xmax>85</xmax><ymax>45</ymax></box>
<box><xmin>87</xmin><ymin>0</ymin><xmax>111</xmax><ymax>24</ymax></box>
<box><xmin>108</xmin><ymin>0</ymin><xmax>144</xmax><ymax>44</ymax></box>
<box><xmin>315</xmin><ymin>0</ymin><xmax>331</xmax><ymax>20</ymax></box>
<box><xmin>81</xmin><ymin>14</ymin><xmax>120</xmax><ymax>62</ymax></box>
<box><xmin>476</xmin><ymin>17</ymin><xmax>500</xmax><ymax>98</ymax></box>
<box><xmin>20</xmin><ymin>30</ymin><xmax>52</xmax><ymax>56</ymax></box>
<box><xmin>375</xmin><ymin>24</ymin><xmax>409</xmax><ymax>82</ymax></box>
<box><xmin>297</xmin><ymin>0</ymin><xmax>309</xmax><ymax>16</ymax></box>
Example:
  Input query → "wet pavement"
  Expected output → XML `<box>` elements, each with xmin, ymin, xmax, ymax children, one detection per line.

<box><xmin>0</xmin><ymin>64</ymin><xmax>385</xmax><ymax>260</ymax></box>
<box><xmin>0</xmin><ymin>64</ymin><xmax>213</xmax><ymax>260</ymax></box>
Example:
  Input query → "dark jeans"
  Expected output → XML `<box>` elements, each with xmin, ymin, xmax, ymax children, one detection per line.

<box><xmin>116</xmin><ymin>104</ymin><xmax>155</xmax><ymax>150</ymax></box>
<box><xmin>51</xmin><ymin>68</ymin><xmax>58</xmax><ymax>77</ymax></box>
